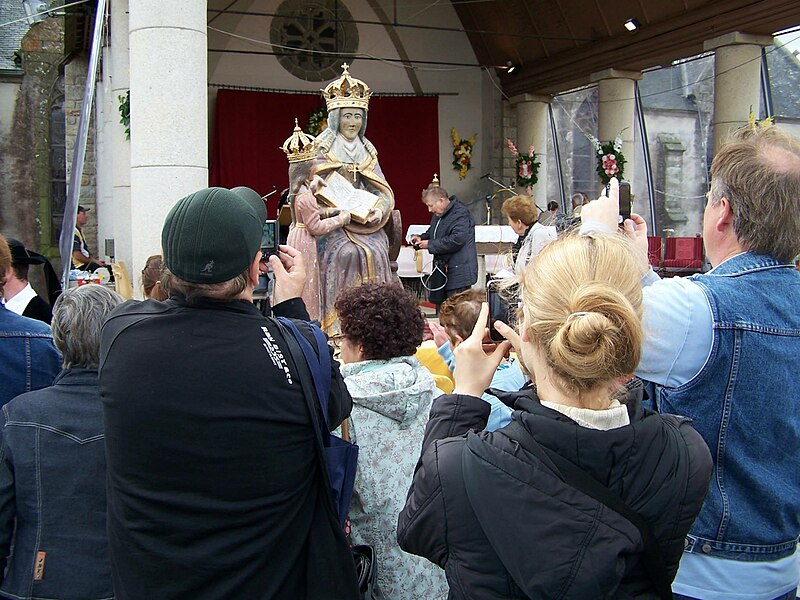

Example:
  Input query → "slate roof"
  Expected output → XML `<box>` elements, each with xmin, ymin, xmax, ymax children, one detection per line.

<box><xmin>0</xmin><ymin>0</ymin><xmax>29</xmax><ymax>72</ymax></box>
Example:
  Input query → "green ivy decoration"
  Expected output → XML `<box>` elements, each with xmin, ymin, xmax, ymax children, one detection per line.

<box><xmin>118</xmin><ymin>90</ymin><xmax>130</xmax><ymax>140</ymax></box>
<box><xmin>307</xmin><ymin>107</ymin><xmax>328</xmax><ymax>136</ymax></box>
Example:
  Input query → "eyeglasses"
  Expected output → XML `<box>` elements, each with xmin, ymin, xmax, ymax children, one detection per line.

<box><xmin>329</xmin><ymin>335</ymin><xmax>345</xmax><ymax>350</ymax></box>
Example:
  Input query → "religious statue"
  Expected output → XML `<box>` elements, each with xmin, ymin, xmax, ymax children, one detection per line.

<box><xmin>313</xmin><ymin>63</ymin><xmax>397</xmax><ymax>334</ymax></box>
<box><xmin>281</xmin><ymin>120</ymin><xmax>351</xmax><ymax>321</ymax></box>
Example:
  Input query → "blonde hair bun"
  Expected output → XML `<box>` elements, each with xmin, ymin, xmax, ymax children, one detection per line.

<box><xmin>548</xmin><ymin>284</ymin><xmax>641</xmax><ymax>388</ymax></box>
<box><xmin>521</xmin><ymin>233</ymin><xmax>645</xmax><ymax>395</ymax></box>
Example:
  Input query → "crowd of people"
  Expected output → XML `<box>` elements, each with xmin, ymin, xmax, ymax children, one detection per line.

<box><xmin>0</xmin><ymin>114</ymin><xmax>798</xmax><ymax>599</ymax></box>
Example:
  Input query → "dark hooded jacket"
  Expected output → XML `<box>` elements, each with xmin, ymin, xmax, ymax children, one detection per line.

<box><xmin>397</xmin><ymin>384</ymin><xmax>712</xmax><ymax>599</ymax></box>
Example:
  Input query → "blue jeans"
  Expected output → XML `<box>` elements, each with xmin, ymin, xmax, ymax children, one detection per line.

<box><xmin>674</xmin><ymin>593</ymin><xmax>796</xmax><ymax>600</ymax></box>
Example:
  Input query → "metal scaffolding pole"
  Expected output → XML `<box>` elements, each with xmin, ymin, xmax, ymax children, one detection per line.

<box><xmin>59</xmin><ymin>0</ymin><xmax>106</xmax><ymax>289</ymax></box>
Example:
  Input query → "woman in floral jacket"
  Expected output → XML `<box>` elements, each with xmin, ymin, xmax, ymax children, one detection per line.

<box><xmin>334</xmin><ymin>283</ymin><xmax>449</xmax><ymax>600</ymax></box>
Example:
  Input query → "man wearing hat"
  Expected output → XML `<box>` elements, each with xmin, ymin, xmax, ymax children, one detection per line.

<box><xmin>2</xmin><ymin>238</ymin><xmax>53</xmax><ymax>324</ymax></box>
<box><xmin>99</xmin><ymin>187</ymin><xmax>359</xmax><ymax>599</ymax></box>
<box><xmin>72</xmin><ymin>205</ymin><xmax>111</xmax><ymax>275</ymax></box>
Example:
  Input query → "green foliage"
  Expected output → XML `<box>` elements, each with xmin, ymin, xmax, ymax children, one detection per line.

<box><xmin>118</xmin><ymin>90</ymin><xmax>130</xmax><ymax>140</ymax></box>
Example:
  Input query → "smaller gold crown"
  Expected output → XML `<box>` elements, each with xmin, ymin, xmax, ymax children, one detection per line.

<box><xmin>431</xmin><ymin>173</ymin><xmax>440</xmax><ymax>186</ymax></box>
<box><xmin>280</xmin><ymin>118</ymin><xmax>318</xmax><ymax>163</ymax></box>
<box><xmin>321</xmin><ymin>63</ymin><xmax>372</xmax><ymax>112</ymax></box>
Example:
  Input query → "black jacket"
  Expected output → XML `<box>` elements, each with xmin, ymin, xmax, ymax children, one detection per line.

<box><xmin>99</xmin><ymin>297</ymin><xmax>359</xmax><ymax>600</ymax></box>
<box><xmin>397</xmin><ymin>385</ymin><xmax>712</xmax><ymax>599</ymax></box>
<box><xmin>420</xmin><ymin>198</ymin><xmax>478</xmax><ymax>290</ymax></box>
<box><xmin>21</xmin><ymin>294</ymin><xmax>52</xmax><ymax>325</ymax></box>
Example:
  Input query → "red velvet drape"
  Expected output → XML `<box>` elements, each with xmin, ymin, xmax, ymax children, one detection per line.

<box><xmin>210</xmin><ymin>89</ymin><xmax>439</xmax><ymax>228</ymax></box>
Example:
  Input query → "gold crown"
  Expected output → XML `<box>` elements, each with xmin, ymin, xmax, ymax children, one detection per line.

<box><xmin>431</xmin><ymin>173</ymin><xmax>440</xmax><ymax>186</ymax></box>
<box><xmin>280</xmin><ymin>119</ymin><xmax>318</xmax><ymax>163</ymax></box>
<box><xmin>321</xmin><ymin>63</ymin><xmax>372</xmax><ymax>112</ymax></box>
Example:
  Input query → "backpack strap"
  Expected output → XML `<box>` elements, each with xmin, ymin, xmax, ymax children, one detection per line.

<box><xmin>501</xmin><ymin>420</ymin><xmax>672</xmax><ymax>599</ymax></box>
<box><xmin>276</xmin><ymin>317</ymin><xmax>331</xmax><ymax>432</ymax></box>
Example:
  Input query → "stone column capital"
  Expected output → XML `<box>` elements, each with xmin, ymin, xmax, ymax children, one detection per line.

<box><xmin>589</xmin><ymin>68</ymin><xmax>643</xmax><ymax>83</ymax></box>
<box><xmin>704</xmin><ymin>31</ymin><xmax>774</xmax><ymax>52</ymax></box>
<box><xmin>509</xmin><ymin>93</ymin><xmax>553</xmax><ymax>106</ymax></box>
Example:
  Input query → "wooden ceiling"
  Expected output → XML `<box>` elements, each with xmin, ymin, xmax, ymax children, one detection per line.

<box><xmin>452</xmin><ymin>0</ymin><xmax>800</xmax><ymax>96</ymax></box>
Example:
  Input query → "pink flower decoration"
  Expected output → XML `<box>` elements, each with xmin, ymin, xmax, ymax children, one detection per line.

<box><xmin>506</xmin><ymin>138</ymin><xmax>519</xmax><ymax>157</ymax></box>
<box><xmin>602</xmin><ymin>153</ymin><xmax>618</xmax><ymax>177</ymax></box>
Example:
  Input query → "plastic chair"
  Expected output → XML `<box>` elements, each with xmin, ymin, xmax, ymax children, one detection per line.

<box><xmin>663</xmin><ymin>237</ymin><xmax>704</xmax><ymax>275</ymax></box>
<box><xmin>111</xmin><ymin>261</ymin><xmax>134</xmax><ymax>299</ymax></box>
<box><xmin>646</xmin><ymin>236</ymin><xmax>663</xmax><ymax>270</ymax></box>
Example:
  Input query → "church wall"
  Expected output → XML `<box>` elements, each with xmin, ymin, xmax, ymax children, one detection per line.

<box><xmin>0</xmin><ymin>81</ymin><xmax>21</xmax><ymax>138</ymax></box>
<box><xmin>0</xmin><ymin>18</ymin><xmax>63</xmax><ymax>268</ymax></box>
<box><xmin>637</xmin><ymin>109</ymin><xmax>707</xmax><ymax>237</ymax></box>
<box><xmin>64</xmin><ymin>56</ymin><xmax>97</xmax><ymax>262</ymax></box>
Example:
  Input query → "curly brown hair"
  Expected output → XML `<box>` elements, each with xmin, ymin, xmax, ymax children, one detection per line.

<box><xmin>335</xmin><ymin>282</ymin><xmax>425</xmax><ymax>360</ymax></box>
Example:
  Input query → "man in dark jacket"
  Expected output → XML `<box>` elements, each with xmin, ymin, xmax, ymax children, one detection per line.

<box><xmin>99</xmin><ymin>187</ymin><xmax>359</xmax><ymax>600</ymax></box>
<box><xmin>397</xmin><ymin>383</ymin><xmax>712</xmax><ymax>599</ymax></box>
<box><xmin>411</xmin><ymin>184</ymin><xmax>477</xmax><ymax>306</ymax></box>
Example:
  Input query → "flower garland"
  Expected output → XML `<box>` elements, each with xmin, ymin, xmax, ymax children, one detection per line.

<box><xmin>307</xmin><ymin>107</ymin><xmax>328</xmax><ymax>136</ymax></box>
<box><xmin>506</xmin><ymin>138</ymin><xmax>539</xmax><ymax>191</ymax></box>
<box><xmin>587</xmin><ymin>132</ymin><xmax>626</xmax><ymax>185</ymax></box>
<box><xmin>451</xmin><ymin>128</ymin><xmax>476</xmax><ymax>179</ymax></box>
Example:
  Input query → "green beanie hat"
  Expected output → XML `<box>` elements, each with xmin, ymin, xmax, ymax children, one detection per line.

<box><xmin>162</xmin><ymin>187</ymin><xmax>266</xmax><ymax>284</ymax></box>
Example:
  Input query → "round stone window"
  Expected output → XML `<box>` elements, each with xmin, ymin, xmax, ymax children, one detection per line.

<box><xmin>270</xmin><ymin>0</ymin><xmax>359</xmax><ymax>82</ymax></box>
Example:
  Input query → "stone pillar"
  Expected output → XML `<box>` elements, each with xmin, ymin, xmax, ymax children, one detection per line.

<box><xmin>129</xmin><ymin>1</ymin><xmax>208</xmax><ymax>293</ymax></box>
<box><xmin>107</xmin><ymin>0</ymin><xmax>132</xmax><ymax>275</ymax></box>
<box><xmin>590</xmin><ymin>69</ymin><xmax>642</xmax><ymax>185</ymax></box>
<box><xmin>704</xmin><ymin>32</ymin><xmax>773</xmax><ymax>153</ymax></box>
<box><xmin>509</xmin><ymin>93</ymin><xmax>551</xmax><ymax>212</ymax></box>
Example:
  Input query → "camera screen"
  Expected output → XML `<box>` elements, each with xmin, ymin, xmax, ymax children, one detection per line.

<box><xmin>487</xmin><ymin>281</ymin><xmax>511</xmax><ymax>342</ymax></box>
<box><xmin>618</xmin><ymin>182</ymin><xmax>632</xmax><ymax>221</ymax></box>
<box><xmin>261</xmin><ymin>220</ymin><xmax>278</xmax><ymax>258</ymax></box>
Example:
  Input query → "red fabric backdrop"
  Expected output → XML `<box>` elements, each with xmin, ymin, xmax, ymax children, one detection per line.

<box><xmin>210</xmin><ymin>89</ymin><xmax>439</xmax><ymax>228</ymax></box>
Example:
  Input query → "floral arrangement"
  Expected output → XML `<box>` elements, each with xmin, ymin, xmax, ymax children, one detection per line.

<box><xmin>307</xmin><ymin>107</ymin><xmax>328</xmax><ymax>136</ymax></box>
<box><xmin>506</xmin><ymin>138</ymin><xmax>539</xmax><ymax>192</ymax></box>
<box><xmin>587</xmin><ymin>132</ymin><xmax>626</xmax><ymax>185</ymax></box>
<box><xmin>451</xmin><ymin>128</ymin><xmax>476</xmax><ymax>179</ymax></box>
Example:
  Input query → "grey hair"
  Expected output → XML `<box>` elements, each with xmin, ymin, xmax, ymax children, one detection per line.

<box><xmin>160</xmin><ymin>267</ymin><xmax>251</xmax><ymax>302</ymax></box>
<box><xmin>326</xmin><ymin>107</ymin><xmax>368</xmax><ymax>140</ymax></box>
<box><xmin>51</xmin><ymin>285</ymin><xmax>125</xmax><ymax>369</ymax></box>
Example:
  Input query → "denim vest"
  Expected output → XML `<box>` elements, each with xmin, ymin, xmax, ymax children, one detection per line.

<box><xmin>657</xmin><ymin>252</ymin><xmax>800</xmax><ymax>561</ymax></box>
